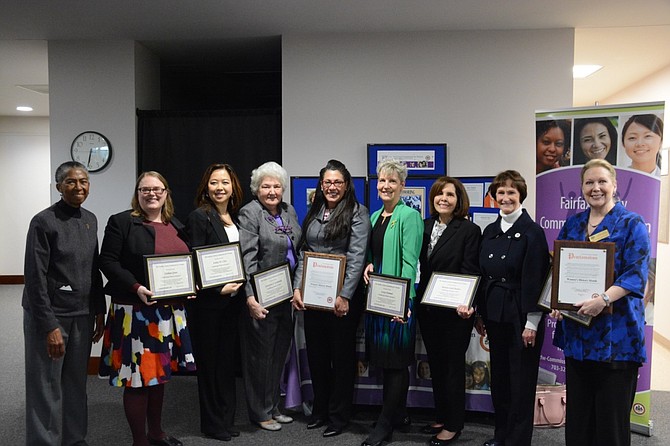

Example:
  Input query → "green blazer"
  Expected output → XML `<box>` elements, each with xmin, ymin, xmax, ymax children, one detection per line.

<box><xmin>369</xmin><ymin>201</ymin><xmax>423</xmax><ymax>299</ymax></box>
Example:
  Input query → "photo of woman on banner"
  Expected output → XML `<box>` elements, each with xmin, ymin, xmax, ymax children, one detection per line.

<box><xmin>552</xmin><ymin>159</ymin><xmax>650</xmax><ymax>446</ymax></box>
<box><xmin>536</xmin><ymin>119</ymin><xmax>572</xmax><ymax>173</ymax></box>
<box><xmin>622</xmin><ymin>114</ymin><xmax>664</xmax><ymax>176</ymax></box>
<box><xmin>573</xmin><ymin>117</ymin><xmax>618</xmax><ymax>166</ymax></box>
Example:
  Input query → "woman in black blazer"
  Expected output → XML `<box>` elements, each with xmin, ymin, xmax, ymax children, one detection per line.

<box><xmin>185</xmin><ymin>164</ymin><xmax>245</xmax><ymax>442</ymax></box>
<box><xmin>415</xmin><ymin>177</ymin><xmax>481</xmax><ymax>446</ymax></box>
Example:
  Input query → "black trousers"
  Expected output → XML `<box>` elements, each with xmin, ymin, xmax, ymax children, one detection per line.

<box><xmin>565</xmin><ymin>357</ymin><xmax>639</xmax><ymax>446</ymax></box>
<box><xmin>485</xmin><ymin>318</ymin><xmax>544</xmax><ymax>446</ymax></box>
<box><xmin>417</xmin><ymin>305</ymin><xmax>473</xmax><ymax>431</ymax></box>
<box><xmin>303</xmin><ymin>296</ymin><xmax>363</xmax><ymax>429</ymax></box>
<box><xmin>189</xmin><ymin>302</ymin><xmax>241</xmax><ymax>435</ymax></box>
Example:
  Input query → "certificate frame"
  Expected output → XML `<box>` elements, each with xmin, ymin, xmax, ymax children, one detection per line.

<box><xmin>193</xmin><ymin>242</ymin><xmax>245</xmax><ymax>289</ymax></box>
<box><xmin>144</xmin><ymin>253</ymin><xmax>196</xmax><ymax>301</ymax></box>
<box><xmin>538</xmin><ymin>273</ymin><xmax>592</xmax><ymax>327</ymax></box>
<box><xmin>290</xmin><ymin>176</ymin><xmax>367</xmax><ymax>224</ymax></box>
<box><xmin>551</xmin><ymin>240</ymin><xmax>615</xmax><ymax>311</ymax></box>
<box><xmin>365</xmin><ymin>272</ymin><xmax>410</xmax><ymax>320</ymax></box>
<box><xmin>250</xmin><ymin>262</ymin><xmax>293</xmax><ymax>309</ymax></box>
<box><xmin>421</xmin><ymin>272</ymin><xmax>480</xmax><ymax>309</ymax></box>
<box><xmin>301</xmin><ymin>252</ymin><xmax>346</xmax><ymax>311</ymax></box>
<box><xmin>367</xmin><ymin>143</ymin><xmax>447</xmax><ymax>177</ymax></box>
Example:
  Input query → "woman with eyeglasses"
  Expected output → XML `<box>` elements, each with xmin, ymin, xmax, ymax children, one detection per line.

<box><xmin>99</xmin><ymin>171</ymin><xmax>195</xmax><ymax>446</ymax></box>
<box><xmin>238</xmin><ymin>161</ymin><xmax>302</xmax><ymax>432</ymax></box>
<box><xmin>291</xmin><ymin>160</ymin><xmax>370</xmax><ymax>437</ymax></box>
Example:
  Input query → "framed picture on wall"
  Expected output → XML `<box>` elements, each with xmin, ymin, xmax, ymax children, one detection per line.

<box><xmin>368</xmin><ymin>177</ymin><xmax>434</xmax><ymax>218</ymax></box>
<box><xmin>291</xmin><ymin>176</ymin><xmax>366</xmax><ymax>224</ymax></box>
<box><xmin>367</xmin><ymin>143</ymin><xmax>447</xmax><ymax>177</ymax></box>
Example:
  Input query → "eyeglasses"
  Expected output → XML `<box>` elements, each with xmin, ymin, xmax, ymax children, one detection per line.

<box><xmin>322</xmin><ymin>180</ymin><xmax>345</xmax><ymax>188</ymax></box>
<box><xmin>138</xmin><ymin>187</ymin><xmax>166</xmax><ymax>195</ymax></box>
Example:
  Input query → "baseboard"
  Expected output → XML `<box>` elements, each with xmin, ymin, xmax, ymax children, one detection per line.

<box><xmin>88</xmin><ymin>356</ymin><xmax>101</xmax><ymax>375</ymax></box>
<box><xmin>0</xmin><ymin>275</ymin><xmax>24</xmax><ymax>284</ymax></box>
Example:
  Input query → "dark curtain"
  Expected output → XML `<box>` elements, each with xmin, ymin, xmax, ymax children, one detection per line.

<box><xmin>137</xmin><ymin>109</ymin><xmax>281</xmax><ymax>222</ymax></box>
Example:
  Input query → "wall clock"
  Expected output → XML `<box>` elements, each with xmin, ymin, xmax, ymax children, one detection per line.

<box><xmin>70</xmin><ymin>131</ymin><xmax>112</xmax><ymax>172</ymax></box>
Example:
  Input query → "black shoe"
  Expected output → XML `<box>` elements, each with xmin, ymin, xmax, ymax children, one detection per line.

<box><xmin>422</xmin><ymin>423</ymin><xmax>444</xmax><ymax>434</ymax></box>
<box><xmin>228</xmin><ymin>428</ymin><xmax>240</xmax><ymax>437</ymax></box>
<box><xmin>205</xmin><ymin>431</ymin><xmax>232</xmax><ymax>442</ymax></box>
<box><xmin>430</xmin><ymin>431</ymin><xmax>461</xmax><ymax>445</ymax></box>
<box><xmin>307</xmin><ymin>418</ymin><xmax>328</xmax><ymax>429</ymax></box>
<box><xmin>323</xmin><ymin>426</ymin><xmax>342</xmax><ymax>437</ymax></box>
<box><xmin>148</xmin><ymin>435</ymin><xmax>183</xmax><ymax>446</ymax></box>
<box><xmin>483</xmin><ymin>439</ymin><xmax>504</xmax><ymax>446</ymax></box>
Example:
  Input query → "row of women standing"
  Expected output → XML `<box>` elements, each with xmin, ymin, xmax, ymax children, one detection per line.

<box><xmin>96</xmin><ymin>155</ymin><xmax>649</xmax><ymax>446</ymax></box>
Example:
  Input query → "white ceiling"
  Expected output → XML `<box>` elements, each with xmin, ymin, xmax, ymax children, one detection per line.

<box><xmin>1</xmin><ymin>1</ymin><xmax>669</xmax><ymax>116</ymax></box>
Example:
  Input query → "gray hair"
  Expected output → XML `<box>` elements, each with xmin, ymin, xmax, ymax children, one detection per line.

<box><xmin>250</xmin><ymin>161</ymin><xmax>289</xmax><ymax>195</ymax></box>
<box><xmin>377</xmin><ymin>159</ymin><xmax>408</xmax><ymax>183</ymax></box>
<box><xmin>55</xmin><ymin>161</ymin><xmax>87</xmax><ymax>184</ymax></box>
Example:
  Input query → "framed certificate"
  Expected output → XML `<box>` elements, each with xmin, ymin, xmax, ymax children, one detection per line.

<box><xmin>144</xmin><ymin>253</ymin><xmax>196</xmax><ymax>300</ymax></box>
<box><xmin>365</xmin><ymin>273</ymin><xmax>410</xmax><ymax>320</ymax></box>
<box><xmin>301</xmin><ymin>252</ymin><xmax>346</xmax><ymax>311</ymax></box>
<box><xmin>421</xmin><ymin>272</ymin><xmax>480</xmax><ymax>309</ymax></box>
<box><xmin>538</xmin><ymin>273</ymin><xmax>592</xmax><ymax>327</ymax></box>
<box><xmin>193</xmin><ymin>242</ymin><xmax>245</xmax><ymax>290</ymax></box>
<box><xmin>250</xmin><ymin>262</ymin><xmax>293</xmax><ymax>309</ymax></box>
<box><xmin>551</xmin><ymin>240</ymin><xmax>615</xmax><ymax>312</ymax></box>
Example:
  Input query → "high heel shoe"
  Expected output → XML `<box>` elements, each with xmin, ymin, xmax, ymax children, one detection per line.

<box><xmin>430</xmin><ymin>430</ymin><xmax>461</xmax><ymax>445</ymax></box>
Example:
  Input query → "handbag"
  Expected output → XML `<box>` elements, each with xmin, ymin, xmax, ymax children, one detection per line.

<box><xmin>533</xmin><ymin>384</ymin><xmax>566</xmax><ymax>428</ymax></box>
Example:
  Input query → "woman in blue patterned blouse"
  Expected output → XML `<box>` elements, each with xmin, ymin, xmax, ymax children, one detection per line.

<box><xmin>552</xmin><ymin>159</ymin><xmax>650</xmax><ymax>446</ymax></box>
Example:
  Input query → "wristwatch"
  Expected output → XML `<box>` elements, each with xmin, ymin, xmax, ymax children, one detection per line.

<box><xmin>600</xmin><ymin>292</ymin><xmax>611</xmax><ymax>307</ymax></box>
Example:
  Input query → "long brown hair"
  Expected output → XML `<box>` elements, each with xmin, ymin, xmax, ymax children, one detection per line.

<box><xmin>194</xmin><ymin>163</ymin><xmax>243</xmax><ymax>216</ymax></box>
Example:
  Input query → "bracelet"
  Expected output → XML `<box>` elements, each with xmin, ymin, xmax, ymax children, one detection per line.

<box><xmin>600</xmin><ymin>292</ymin><xmax>611</xmax><ymax>307</ymax></box>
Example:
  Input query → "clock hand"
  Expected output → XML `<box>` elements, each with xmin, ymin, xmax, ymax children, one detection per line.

<box><xmin>87</xmin><ymin>149</ymin><xmax>92</xmax><ymax>166</ymax></box>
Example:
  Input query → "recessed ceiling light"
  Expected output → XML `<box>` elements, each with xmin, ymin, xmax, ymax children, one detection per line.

<box><xmin>16</xmin><ymin>106</ymin><xmax>34</xmax><ymax>112</ymax></box>
<box><xmin>573</xmin><ymin>65</ymin><xmax>603</xmax><ymax>79</ymax></box>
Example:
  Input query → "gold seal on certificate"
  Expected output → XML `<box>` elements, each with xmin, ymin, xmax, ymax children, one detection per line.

<box><xmin>538</xmin><ymin>273</ymin><xmax>592</xmax><ymax>327</ymax></box>
<box><xmin>421</xmin><ymin>272</ymin><xmax>480</xmax><ymax>309</ymax></box>
<box><xmin>250</xmin><ymin>262</ymin><xmax>293</xmax><ymax>308</ymax></box>
<box><xmin>193</xmin><ymin>242</ymin><xmax>245</xmax><ymax>289</ymax></box>
<box><xmin>551</xmin><ymin>240</ymin><xmax>615</xmax><ymax>312</ymax></box>
<box><xmin>144</xmin><ymin>253</ymin><xmax>196</xmax><ymax>301</ymax></box>
<box><xmin>300</xmin><ymin>252</ymin><xmax>346</xmax><ymax>311</ymax></box>
<box><xmin>365</xmin><ymin>273</ymin><xmax>410</xmax><ymax>320</ymax></box>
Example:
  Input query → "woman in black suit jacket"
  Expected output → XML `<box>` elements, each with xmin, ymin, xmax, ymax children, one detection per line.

<box><xmin>185</xmin><ymin>164</ymin><xmax>245</xmax><ymax>442</ymax></box>
<box><xmin>476</xmin><ymin>170</ymin><xmax>550</xmax><ymax>446</ymax></box>
<box><xmin>416</xmin><ymin>177</ymin><xmax>481</xmax><ymax>446</ymax></box>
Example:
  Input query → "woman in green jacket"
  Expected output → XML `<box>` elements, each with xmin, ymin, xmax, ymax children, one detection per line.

<box><xmin>362</xmin><ymin>159</ymin><xmax>423</xmax><ymax>446</ymax></box>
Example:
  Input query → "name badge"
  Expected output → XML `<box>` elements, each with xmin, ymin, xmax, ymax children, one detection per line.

<box><xmin>589</xmin><ymin>229</ymin><xmax>610</xmax><ymax>242</ymax></box>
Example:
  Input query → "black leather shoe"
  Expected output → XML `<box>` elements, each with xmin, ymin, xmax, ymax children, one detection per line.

<box><xmin>228</xmin><ymin>428</ymin><xmax>240</xmax><ymax>437</ymax></box>
<box><xmin>361</xmin><ymin>432</ymin><xmax>392</xmax><ymax>446</ymax></box>
<box><xmin>483</xmin><ymin>439</ymin><xmax>504</xmax><ymax>446</ymax></box>
<box><xmin>307</xmin><ymin>418</ymin><xmax>328</xmax><ymax>429</ymax></box>
<box><xmin>148</xmin><ymin>435</ymin><xmax>183</xmax><ymax>446</ymax></box>
<box><xmin>205</xmin><ymin>431</ymin><xmax>232</xmax><ymax>442</ymax></box>
<box><xmin>422</xmin><ymin>423</ymin><xmax>444</xmax><ymax>434</ymax></box>
<box><xmin>323</xmin><ymin>426</ymin><xmax>342</xmax><ymax>437</ymax></box>
<box><xmin>430</xmin><ymin>430</ymin><xmax>461</xmax><ymax>445</ymax></box>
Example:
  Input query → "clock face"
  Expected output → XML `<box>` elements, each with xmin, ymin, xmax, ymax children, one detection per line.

<box><xmin>70</xmin><ymin>131</ymin><xmax>112</xmax><ymax>172</ymax></box>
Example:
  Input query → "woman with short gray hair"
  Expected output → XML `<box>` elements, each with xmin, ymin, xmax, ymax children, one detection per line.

<box><xmin>238</xmin><ymin>161</ymin><xmax>301</xmax><ymax>431</ymax></box>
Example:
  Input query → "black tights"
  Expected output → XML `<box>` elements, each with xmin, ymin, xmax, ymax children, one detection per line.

<box><xmin>366</xmin><ymin>368</ymin><xmax>409</xmax><ymax>443</ymax></box>
<box><xmin>123</xmin><ymin>384</ymin><xmax>166</xmax><ymax>446</ymax></box>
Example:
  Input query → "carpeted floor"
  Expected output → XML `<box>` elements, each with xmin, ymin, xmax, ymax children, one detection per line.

<box><xmin>3</xmin><ymin>284</ymin><xmax>667</xmax><ymax>445</ymax></box>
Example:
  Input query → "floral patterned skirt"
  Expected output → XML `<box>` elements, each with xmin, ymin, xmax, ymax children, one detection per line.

<box><xmin>99</xmin><ymin>303</ymin><xmax>196</xmax><ymax>388</ymax></box>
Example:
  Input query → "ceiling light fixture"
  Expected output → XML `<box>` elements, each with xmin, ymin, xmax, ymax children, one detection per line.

<box><xmin>17</xmin><ymin>106</ymin><xmax>34</xmax><ymax>112</ymax></box>
<box><xmin>573</xmin><ymin>65</ymin><xmax>603</xmax><ymax>79</ymax></box>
